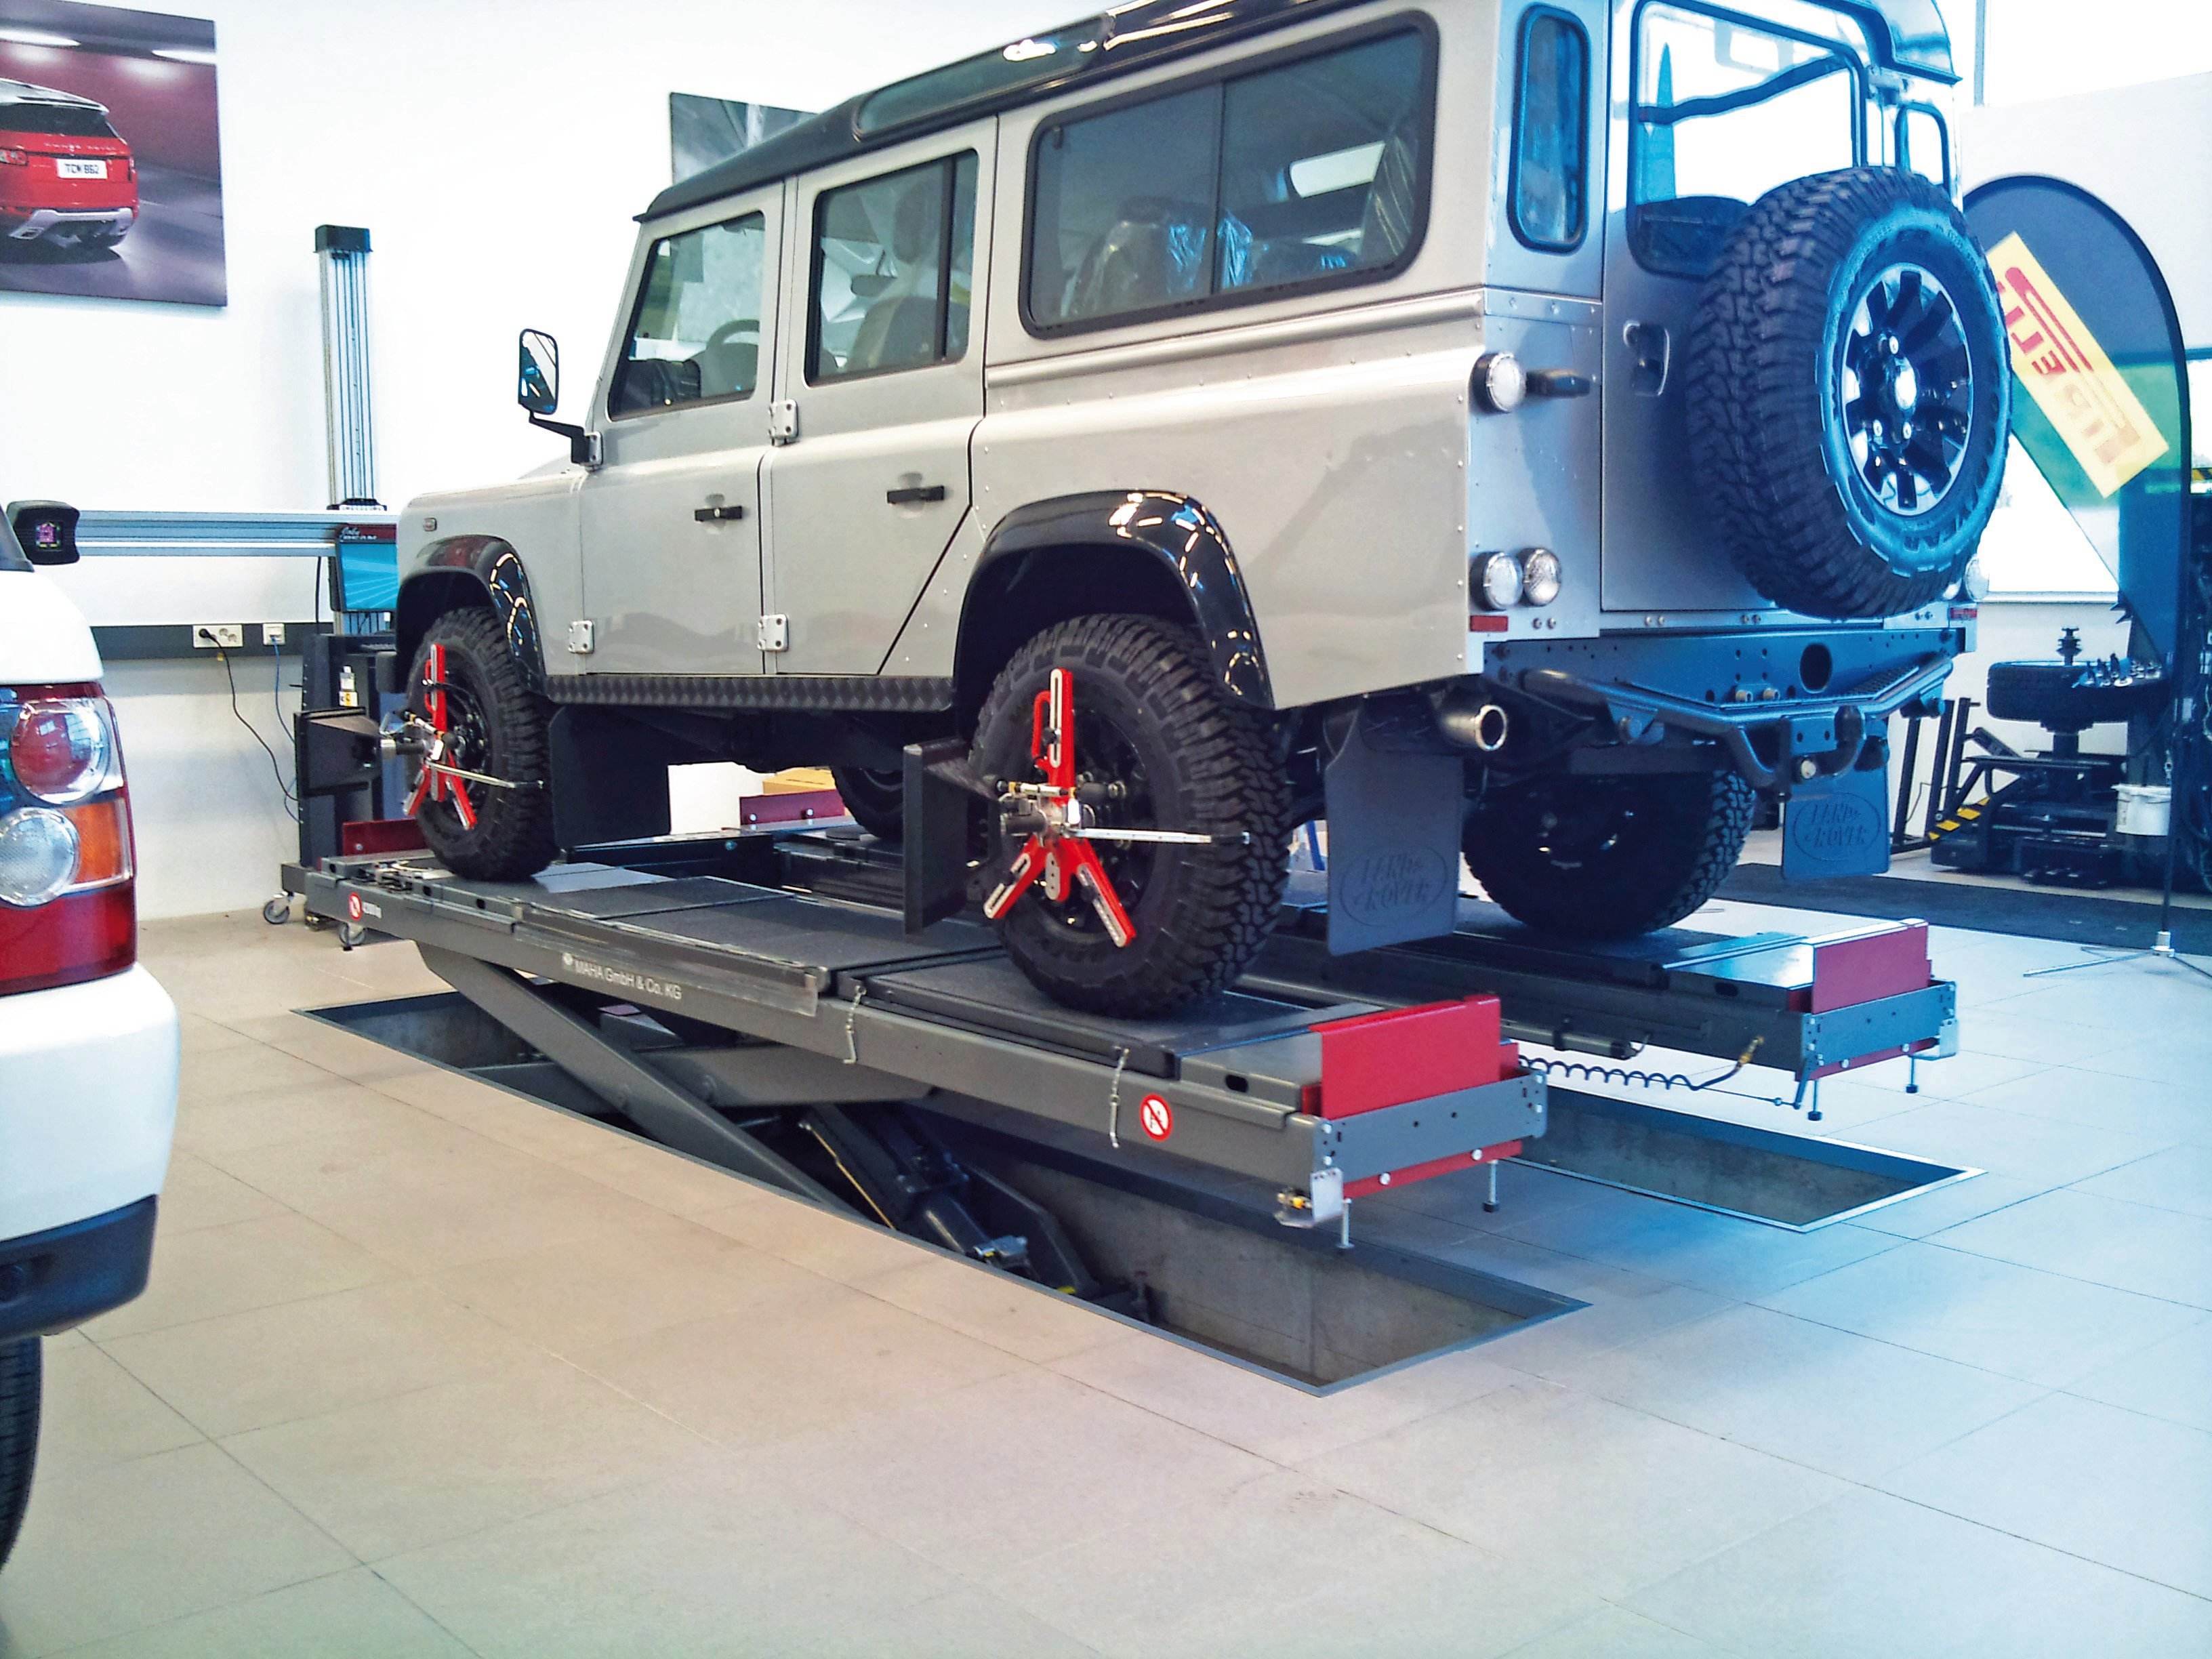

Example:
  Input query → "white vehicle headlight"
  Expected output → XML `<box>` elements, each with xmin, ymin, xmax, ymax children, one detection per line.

<box><xmin>1521</xmin><ymin>548</ymin><xmax>1562</xmax><ymax>607</ymax></box>
<box><xmin>1473</xmin><ymin>550</ymin><xmax>1524</xmax><ymax>610</ymax></box>
<box><xmin>0</xmin><ymin>806</ymin><xmax>80</xmax><ymax>907</ymax></box>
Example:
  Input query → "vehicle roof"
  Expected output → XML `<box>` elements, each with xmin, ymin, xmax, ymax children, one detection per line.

<box><xmin>0</xmin><ymin>79</ymin><xmax>107</xmax><ymax>111</ymax></box>
<box><xmin>645</xmin><ymin>0</ymin><xmax>1954</xmax><ymax>223</ymax></box>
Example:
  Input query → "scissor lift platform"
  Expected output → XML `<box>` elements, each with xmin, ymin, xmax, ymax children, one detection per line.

<box><xmin>285</xmin><ymin>824</ymin><xmax>1956</xmax><ymax>1231</ymax></box>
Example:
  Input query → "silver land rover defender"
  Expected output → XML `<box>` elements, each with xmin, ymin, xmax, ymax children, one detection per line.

<box><xmin>390</xmin><ymin>0</ymin><xmax>2003</xmax><ymax>1016</ymax></box>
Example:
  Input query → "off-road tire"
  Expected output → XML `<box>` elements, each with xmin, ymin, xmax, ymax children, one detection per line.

<box><xmin>831</xmin><ymin>765</ymin><xmax>905</xmax><ymax>843</ymax></box>
<box><xmin>973</xmin><ymin>615</ymin><xmax>1289</xmax><ymax>1017</ymax></box>
<box><xmin>409</xmin><ymin>607</ymin><xmax>557</xmax><ymax>881</ymax></box>
<box><xmin>1687</xmin><ymin>167</ymin><xmax>2009</xmax><ymax>619</ymax></box>
<box><xmin>1464</xmin><ymin>771</ymin><xmax>1755</xmax><ymax>939</ymax></box>
<box><xmin>0</xmin><ymin>1336</ymin><xmax>39</xmax><ymax>1572</ymax></box>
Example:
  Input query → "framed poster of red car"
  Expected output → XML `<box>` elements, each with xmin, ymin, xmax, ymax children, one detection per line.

<box><xmin>0</xmin><ymin>0</ymin><xmax>222</xmax><ymax>306</ymax></box>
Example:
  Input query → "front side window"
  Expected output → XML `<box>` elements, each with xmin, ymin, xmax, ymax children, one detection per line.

<box><xmin>810</xmin><ymin>153</ymin><xmax>978</xmax><ymax>383</ymax></box>
<box><xmin>1027</xmin><ymin>28</ymin><xmax>1431</xmax><ymax>331</ymax></box>
<box><xmin>610</xmin><ymin>211</ymin><xmax>768</xmax><ymax>417</ymax></box>
<box><xmin>1631</xmin><ymin>3</ymin><xmax>1861</xmax><ymax>277</ymax></box>
<box><xmin>1511</xmin><ymin>9</ymin><xmax>1591</xmax><ymax>251</ymax></box>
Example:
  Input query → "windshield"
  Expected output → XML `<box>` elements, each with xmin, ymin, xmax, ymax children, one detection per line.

<box><xmin>0</xmin><ymin>517</ymin><xmax>28</xmax><ymax>573</ymax></box>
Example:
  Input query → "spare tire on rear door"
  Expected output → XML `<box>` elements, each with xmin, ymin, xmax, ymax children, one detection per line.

<box><xmin>1686</xmin><ymin>167</ymin><xmax>2009</xmax><ymax>620</ymax></box>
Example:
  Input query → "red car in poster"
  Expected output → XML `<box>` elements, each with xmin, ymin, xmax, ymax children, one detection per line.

<box><xmin>0</xmin><ymin>79</ymin><xmax>136</xmax><ymax>252</ymax></box>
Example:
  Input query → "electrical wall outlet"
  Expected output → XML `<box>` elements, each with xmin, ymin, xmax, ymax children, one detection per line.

<box><xmin>262</xmin><ymin>622</ymin><xmax>285</xmax><ymax>645</ymax></box>
<box><xmin>192</xmin><ymin>623</ymin><xmax>245</xmax><ymax>649</ymax></box>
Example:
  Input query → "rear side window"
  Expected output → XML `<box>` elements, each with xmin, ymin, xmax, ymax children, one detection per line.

<box><xmin>1630</xmin><ymin>3</ymin><xmax>1862</xmax><ymax>278</ymax></box>
<box><xmin>611</xmin><ymin>211</ymin><xmax>769</xmax><ymax>417</ymax></box>
<box><xmin>0</xmin><ymin>104</ymin><xmax>118</xmax><ymax>139</ymax></box>
<box><xmin>809</xmin><ymin>153</ymin><xmax>978</xmax><ymax>384</ymax></box>
<box><xmin>1027</xmin><ymin>27</ymin><xmax>1432</xmax><ymax>331</ymax></box>
<box><xmin>1510</xmin><ymin>9</ymin><xmax>1591</xmax><ymax>251</ymax></box>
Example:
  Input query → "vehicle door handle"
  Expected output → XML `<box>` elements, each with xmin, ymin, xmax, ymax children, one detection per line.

<box><xmin>1526</xmin><ymin>369</ymin><xmax>1594</xmax><ymax>398</ymax></box>
<box><xmin>694</xmin><ymin>504</ymin><xmax>745</xmax><ymax>522</ymax></box>
<box><xmin>885</xmin><ymin>485</ymin><xmax>947</xmax><ymax>506</ymax></box>
<box><xmin>1623</xmin><ymin>321</ymin><xmax>1671</xmax><ymax>398</ymax></box>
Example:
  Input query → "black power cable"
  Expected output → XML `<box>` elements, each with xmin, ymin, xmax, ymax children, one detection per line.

<box><xmin>216</xmin><ymin>645</ymin><xmax>298</xmax><ymax>821</ymax></box>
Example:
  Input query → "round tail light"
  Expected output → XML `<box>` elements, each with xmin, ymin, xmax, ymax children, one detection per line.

<box><xmin>10</xmin><ymin>698</ymin><xmax>115</xmax><ymax>804</ymax></box>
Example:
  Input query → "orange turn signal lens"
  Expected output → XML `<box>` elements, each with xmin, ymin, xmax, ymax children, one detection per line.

<box><xmin>62</xmin><ymin>792</ymin><xmax>133</xmax><ymax>889</ymax></box>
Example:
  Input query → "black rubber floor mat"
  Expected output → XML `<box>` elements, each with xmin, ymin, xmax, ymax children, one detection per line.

<box><xmin>1718</xmin><ymin>863</ymin><xmax>2212</xmax><ymax>954</ymax></box>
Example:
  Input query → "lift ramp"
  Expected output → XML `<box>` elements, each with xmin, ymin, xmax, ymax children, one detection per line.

<box><xmin>285</xmin><ymin>824</ymin><xmax>1956</xmax><ymax>1230</ymax></box>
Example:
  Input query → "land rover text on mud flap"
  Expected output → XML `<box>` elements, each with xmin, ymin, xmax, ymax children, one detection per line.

<box><xmin>389</xmin><ymin>0</ymin><xmax>2003</xmax><ymax>1017</ymax></box>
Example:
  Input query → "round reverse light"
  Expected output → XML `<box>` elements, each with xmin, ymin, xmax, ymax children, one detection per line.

<box><xmin>0</xmin><ymin>806</ymin><xmax>80</xmax><ymax>907</ymax></box>
<box><xmin>1959</xmin><ymin>553</ymin><xmax>1989</xmax><ymax>602</ymax></box>
<box><xmin>10</xmin><ymin>698</ymin><xmax>113</xmax><ymax>804</ymax></box>
<box><xmin>1474</xmin><ymin>550</ymin><xmax>1524</xmax><ymax>609</ymax></box>
<box><xmin>1521</xmin><ymin>548</ymin><xmax>1562</xmax><ymax>607</ymax></box>
<box><xmin>1473</xmin><ymin>350</ymin><xmax>1525</xmax><ymax>413</ymax></box>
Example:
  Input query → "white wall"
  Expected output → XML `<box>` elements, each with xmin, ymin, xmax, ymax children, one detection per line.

<box><xmin>1</xmin><ymin>0</ymin><xmax>1067</xmax><ymax>918</ymax></box>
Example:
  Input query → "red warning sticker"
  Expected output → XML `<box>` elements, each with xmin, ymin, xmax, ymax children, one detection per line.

<box><xmin>1139</xmin><ymin>1094</ymin><xmax>1174</xmax><ymax>1141</ymax></box>
<box><xmin>345</xmin><ymin>892</ymin><xmax>364</xmax><ymax>922</ymax></box>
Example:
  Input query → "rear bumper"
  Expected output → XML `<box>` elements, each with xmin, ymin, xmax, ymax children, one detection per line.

<box><xmin>2</xmin><ymin>205</ymin><xmax>134</xmax><ymax>241</ymax></box>
<box><xmin>0</xmin><ymin>964</ymin><xmax>178</xmax><ymax>1241</ymax></box>
<box><xmin>0</xmin><ymin>1196</ymin><xmax>157</xmax><ymax>1342</ymax></box>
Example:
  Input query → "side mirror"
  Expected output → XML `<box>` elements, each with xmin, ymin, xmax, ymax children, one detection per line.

<box><xmin>9</xmin><ymin>500</ymin><xmax>80</xmax><ymax>567</ymax></box>
<box><xmin>518</xmin><ymin>328</ymin><xmax>560</xmax><ymax>415</ymax></box>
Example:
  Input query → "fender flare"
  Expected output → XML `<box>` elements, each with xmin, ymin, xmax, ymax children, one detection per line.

<box><xmin>972</xmin><ymin>491</ymin><xmax>1273</xmax><ymax>707</ymax></box>
<box><xmin>396</xmin><ymin>536</ymin><xmax>547</xmax><ymax>691</ymax></box>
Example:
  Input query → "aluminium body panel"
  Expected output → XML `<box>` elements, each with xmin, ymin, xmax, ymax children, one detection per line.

<box><xmin>572</xmin><ymin>180</ymin><xmax>787</xmax><ymax>678</ymax></box>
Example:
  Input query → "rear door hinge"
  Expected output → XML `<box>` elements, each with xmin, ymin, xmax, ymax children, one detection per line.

<box><xmin>768</xmin><ymin>400</ymin><xmax>799</xmax><ymax>445</ymax></box>
<box><xmin>567</xmin><ymin>620</ymin><xmax>594</xmax><ymax>655</ymax></box>
<box><xmin>756</xmin><ymin>614</ymin><xmax>789</xmax><ymax>653</ymax></box>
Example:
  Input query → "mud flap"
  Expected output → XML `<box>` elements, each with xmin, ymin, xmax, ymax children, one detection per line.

<box><xmin>1323</xmin><ymin>703</ymin><xmax>1463</xmax><ymax>955</ymax></box>
<box><xmin>550</xmin><ymin>709</ymin><xmax>671</xmax><ymax>851</ymax></box>
<box><xmin>1782</xmin><ymin>762</ymin><xmax>1892</xmax><ymax>880</ymax></box>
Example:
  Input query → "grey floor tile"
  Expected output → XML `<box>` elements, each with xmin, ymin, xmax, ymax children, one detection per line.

<box><xmin>1830</xmin><ymin>1097</ymin><xmax>2174</xmax><ymax>1187</ymax></box>
<box><xmin>569</xmin><ymin>1279</ymin><xmax>1025</xmax><ymax>1448</ymax></box>
<box><xmin>428</xmin><ymin>1209</ymin><xmax>821</xmax><ymax>1356</ymax></box>
<box><xmin>100</xmin><ymin>1279</ymin><xmax>540</xmax><ymax>1439</ymax></box>
<box><xmin>152</xmin><ymin>1150</ymin><xmax>288</xmax><ymax>1235</ymax></box>
<box><xmin>1950</xmin><ymin>1008</ymin><xmax>2132</xmax><ymax>1068</ymax></box>
<box><xmin>56</xmin><ymin>1568</ymin><xmax>472</xmax><ymax>1658</ymax></box>
<box><xmin>1566</xmin><ymin>1303</ymin><xmax>2042</xmax><ymax>1480</ymax></box>
<box><xmin>998</xmin><ymin>1468</ymin><xmax>1595</xmax><ymax>1659</ymax></box>
<box><xmin>2067</xmin><ymin>1031</ymin><xmax>2212</xmax><ymax>1092</ymax></box>
<box><xmin>1499</xmin><ymin>1182</ymin><xmax>1899</xmax><ymax>1300</ymax></box>
<box><xmin>1757</xmin><ymin>1238</ymin><xmax>2202</xmax><ymax>1385</ymax></box>
<box><xmin>220</xmin><ymin>1353</ymin><xmax>714</xmax><ymax>1561</ymax></box>
<box><xmin>1957</xmin><ymin>1065</ymin><xmax>2212</xmax><ymax>1147</ymax></box>
<box><xmin>81</xmin><ymin>1212</ymin><xmax>398</xmax><ymax>1341</ymax></box>
<box><xmin>2074</xmin><ymin>1143</ymin><xmax>2212</xmax><ymax>1219</ymax></box>
<box><xmin>1050</xmin><ymin>1326</ymin><xmax>1521</xmax><ymax>1465</ymax></box>
<box><xmin>1500</xmin><ymin>1606</ymin><xmax>1732</xmax><ymax>1659</ymax></box>
<box><xmin>1879</xmin><ymin>1391</ymin><xmax>2212</xmax><ymax>1597</ymax></box>
<box><xmin>740</xmin><ymin>1368</ymin><xmax>1275</xmax><ymax>1588</ymax></box>
<box><xmin>1300</xmin><ymin>1379</ymin><xmax>1845</xmax><ymax>1599</ymax></box>
<box><xmin>0</xmin><ymin>1442</ymin><xmax>352</xmax><ymax>1656</ymax></box>
<box><xmin>1631</xmin><ymin>1487</ymin><xmax>2212</xmax><ymax>1659</ymax></box>
<box><xmin>1933</xmin><ymin>1187</ymin><xmax>2212</xmax><ymax>1307</ymax></box>
<box><xmin>2063</xmin><ymin>1315</ymin><xmax>2212</xmax><ymax>1433</ymax></box>
<box><xmin>855</xmin><ymin>1256</ymin><xmax>1134</xmax><ymax>1364</ymax></box>
<box><xmin>1847</xmin><ymin>1172</ymin><xmax>2048</xmax><ymax>1239</ymax></box>
<box><xmin>31</xmin><ymin>1343</ymin><xmax>203</xmax><ymax>1482</ymax></box>
<box><xmin>375</xmin><ymin>1452</ymin><xmax>979</xmax><ymax>1659</ymax></box>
